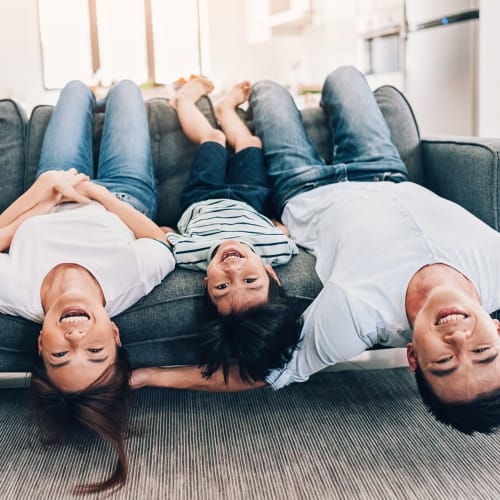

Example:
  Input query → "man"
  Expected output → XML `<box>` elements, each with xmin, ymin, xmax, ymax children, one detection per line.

<box><xmin>132</xmin><ymin>66</ymin><xmax>500</xmax><ymax>434</ymax></box>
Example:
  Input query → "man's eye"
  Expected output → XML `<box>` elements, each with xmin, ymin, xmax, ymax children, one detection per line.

<box><xmin>244</xmin><ymin>278</ymin><xmax>256</xmax><ymax>284</ymax></box>
<box><xmin>216</xmin><ymin>283</ymin><xmax>228</xmax><ymax>290</ymax></box>
<box><xmin>52</xmin><ymin>351</ymin><xmax>68</xmax><ymax>358</ymax></box>
<box><xmin>87</xmin><ymin>348</ymin><xmax>103</xmax><ymax>354</ymax></box>
<box><xmin>472</xmin><ymin>347</ymin><xmax>490</xmax><ymax>353</ymax></box>
<box><xmin>435</xmin><ymin>356</ymin><xmax>452</xmax><ymax>364</ymax></box>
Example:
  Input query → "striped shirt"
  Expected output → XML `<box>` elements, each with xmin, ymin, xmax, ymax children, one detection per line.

<box><xmin>167</xmin><ymin>199</ymin><xmax>298</xmax><ymax>271</ymax></box>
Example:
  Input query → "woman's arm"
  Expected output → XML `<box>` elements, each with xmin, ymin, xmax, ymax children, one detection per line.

<box><xmin>77</xmin><ymin>181</ymin><xmax>168</xmax><ymax>241</ymax></box>
<box><xmin>0</xmin><ymin>169</ymin><xmax>89</xmax><ymax>229</ymax></box>
<box><xmin>130</xmin><ymin>365</ymin><xmax>269</xmax><ymax>392</ymax></box>
<box><xmin>0</xmin><ymin>191</ymin><xmax>63</xmax><ymax>251</ymax></box>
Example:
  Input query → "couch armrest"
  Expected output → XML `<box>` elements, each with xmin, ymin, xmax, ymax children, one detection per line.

<box><xmin>421</xmin><ymin>136</ymin><xmax>500</xmax><ymax>231</ymax></box>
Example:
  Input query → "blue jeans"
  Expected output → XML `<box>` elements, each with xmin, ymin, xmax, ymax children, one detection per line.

<box><xmin>249</xmin><ymin>66</ymin><xmax>408</xmax><ymax>215</ymax></box>
<box><xmin>180</xmin><ymin>141</ymin><xmax>271</xmax><ymax>214</ymax></box>
<box><xmin>37</xmin><ymin>80</ymin><xmax>158</xmax><ymax>219</ymax></box>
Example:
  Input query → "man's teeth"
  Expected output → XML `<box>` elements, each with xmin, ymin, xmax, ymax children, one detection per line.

<box><xmin>61</xmin><ymin>315</ymin><xmax>89</xmax><ymax>324</ymax></box>
<box><xmin>437</xmin><ymin>313</ymin><xmax>466</xmax><ymax>325</ymax></box>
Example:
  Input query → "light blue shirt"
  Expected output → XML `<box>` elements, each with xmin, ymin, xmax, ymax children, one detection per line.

<box><xmin>267</xmin><ymin>181</ymin><xmax>500</xmax><ymax>389</ymax></box>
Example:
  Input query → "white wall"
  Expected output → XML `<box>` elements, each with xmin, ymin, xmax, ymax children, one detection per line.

<box><xmin>0</xmin><ymin>0</ymin><xmax>59</xmax><ymax>111</ymax></box>
<box><xmin>478</xmin><ymin>0</ymin><xmax>500</xmax><ymax>137</ymax></box>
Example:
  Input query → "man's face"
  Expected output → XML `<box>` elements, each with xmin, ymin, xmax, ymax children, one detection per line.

<box><xmin>38</xmin><ymin>294</ymin><xmax>121</xmax><ymax>393</ymax></box>
<box><xmin>205</xmin><ymin>240</ymin><xmax>280</xmax><ymax>315</ymax></box>
<box><xmin>407</xmin><ymin>286</ymin><xmax>500</xmax><ymax>402</ymax></box>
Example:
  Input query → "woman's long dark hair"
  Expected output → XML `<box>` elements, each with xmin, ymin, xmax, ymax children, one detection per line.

<box><xmin>30</xmin><ymin>345</ymin><xmax>131</xmax><ymax>494</ymax></box>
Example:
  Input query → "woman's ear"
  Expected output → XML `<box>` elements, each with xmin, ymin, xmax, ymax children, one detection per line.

<box><xmin>111</xmin><ymin>322</ymin><xmax>122</xmax><ymax>346</ymax></box>
<box><xmin>37</xmin><ymin>331</ymin><xmax>43</xmax><ymax>355</ymax></box>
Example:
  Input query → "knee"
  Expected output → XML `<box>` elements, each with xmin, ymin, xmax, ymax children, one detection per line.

<box><xmin>108</xmin><ymin>79</ymin><xmax>141</xmax><ymax>99</ymax></box>
<box><xmin>202</xmin><ymin>128</ymin><xmax>226</xmax><ymax>147</ymax></box>
<box><xmin>61</xmin><ymin>80</ymin><xmax>93</xmax><ymax>99</ymax></box>
<box><xmin>250</xmin><ymin>80</ymin><xmax>292</xmax><ymax>105</ymax></box>
<box><xmin>324</xmin><ymin>65</ymin><xmax>365</xmax><ymax>90</ymax></box>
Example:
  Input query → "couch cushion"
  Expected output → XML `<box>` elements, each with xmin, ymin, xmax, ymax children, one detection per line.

<box><xmin>0</xmin><ymin>100</ymin><xmax>27</xmax><ymax>210</ymax></box>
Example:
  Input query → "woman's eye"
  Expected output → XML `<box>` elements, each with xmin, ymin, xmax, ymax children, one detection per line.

<box><xmin>88</xmin><ymin>348</ymin><xmax>103</xmax><ymax>354</ymax></box>
<box><xmin>244</xmin><ymin>278</ymin><xmax>256</xmax><ymax>284</ymax></box>
<box><xmin>435</xmin><ymin>356</ymin><xmax>452</xmax><ymax>364</ymax></box>
<box><xmin>216</xmin><ymin>283</ymin><xmax>228</xmax><ymax>290</ymax></box>
<box><xmin>52</xmin><ymin>351</ymin><xmax>68</xmax><ymax>358</ymax></box>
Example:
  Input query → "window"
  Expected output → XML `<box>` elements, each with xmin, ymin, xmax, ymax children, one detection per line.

<box><xmin>37</xmin><ymin>0</ymin><xmax>207</xmax><ymax>89</ymax></box>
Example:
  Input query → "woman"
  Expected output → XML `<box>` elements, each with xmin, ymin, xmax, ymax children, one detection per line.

<box><xmin>0</xmin><ymin>80</ymin><xmax>174</xmax><ymax>493</ymax></box>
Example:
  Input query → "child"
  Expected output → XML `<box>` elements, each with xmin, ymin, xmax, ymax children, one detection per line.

<box><xmin>167</xmin><ymin>78</ymin><xmax>298</xmax><ymax>316</ymax></box>
<box><xmin>165</xmin><ymin>77</ymin><xmax>301</xmax><ymax>383</ymax></box>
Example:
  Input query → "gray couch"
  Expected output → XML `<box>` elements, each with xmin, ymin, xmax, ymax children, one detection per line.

<box><xmin>1</xmin><ymin>86</ymin><xmax>499</xmax><ymax>372</ymax></box>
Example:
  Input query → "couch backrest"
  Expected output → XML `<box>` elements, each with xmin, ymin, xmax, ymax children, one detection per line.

<box><xmin>0</xmin><ymin>100</ymin><xmax>28</xmax><ymax>213</ymax></box>
<box><xmin>23</xmin><ymin>88</ymin><xmax>423</xmax><ymax>227</ymax></box>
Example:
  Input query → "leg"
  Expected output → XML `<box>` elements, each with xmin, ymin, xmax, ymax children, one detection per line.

<box><xmin>95</xmin><ymin>80</ymin><xmax>158</xmax><ymax>219</ymax></box>
<box><xmin>170</xmin><ymin>77</ymin><xmax>225</xmax><ymax>146</ymax></box>
<box><xmin>215</xmin><ymin>81</ymin><xmax>261</xmax><ymax>152</ymax></box>
<box><xmin>37</xmin><ymin>81</ymin><xmax>95</xmax><ymax>178</ymax></box>
<box><xmin>215</xmin><ymin>81</ymin><xmax>271</xmax><ymax>213</ymax></box>
<box><xmin>320</xmin><ymin>65</ymin><xmax>407</xmax><ymax>181</ymax></box>
<box><xmin>249</xmin><ymin>81</ymin><xmax>332</xmax><ymax>215</ymax></box>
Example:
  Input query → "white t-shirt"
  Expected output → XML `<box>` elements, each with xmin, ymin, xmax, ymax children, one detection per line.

<box><xmin>268</xmin><ymin>181</ymin><xmax>500</xmax><ymax>389</ymax></box>
<box><xmin>0</xmin><ymin>201</ymin><xmax>175</xmax><ymax>323</ymax></box>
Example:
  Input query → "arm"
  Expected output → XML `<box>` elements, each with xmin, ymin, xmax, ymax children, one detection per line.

<box><xmin>78</xmin><ymin>181</ymin><xmax>167</xmax><ymax>240</ymax></box>
<box><xmin>130</xmin><ymin>364</ymin><xmax>269</xmax><ymax>392</ymax></box>
<box><xmin>0</xmin><ymin>169</ymin><xmax>89</xmax><ymax>229</ymax></box>
<box><xmin>272</xmin><ymin>219</ymin><xmax>290</xmax><ymax>236</ymax></box>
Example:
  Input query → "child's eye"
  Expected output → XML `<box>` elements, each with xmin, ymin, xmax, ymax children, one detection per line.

<box><xmin>244</xmin><ymin>278</ymin><xmax>256</xmax><ymax>284</ymax></box>
<box><xmin>87</xmin><ymin>348</ymin><xmax>103</xmax><ymax>354</ymax></box>
<box><xmin>52</xmin><ymin>351</ymin><xmax>68</xmax><ymax>358</ymax></box>
<box><xmin>472</xmin><ymin>347</ymin><xmax>490</xmax><ymax>353</ymax></box>
<box><xmin>216</xmin><ymin>283</ymin><xmax>228</xmax><ymax>290</ymax></box>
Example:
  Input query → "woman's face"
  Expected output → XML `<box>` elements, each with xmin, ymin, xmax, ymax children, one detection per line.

<box><xmin>38</xmin><ymin>295</ymin><xmax>121</xmax><ymax>392</ymax></box>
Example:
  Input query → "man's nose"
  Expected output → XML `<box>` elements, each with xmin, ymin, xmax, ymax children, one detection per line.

<box><xmin>443</xmin><ymin>329</ymin><xmax>470</xmax><ymax>345</ymax></box>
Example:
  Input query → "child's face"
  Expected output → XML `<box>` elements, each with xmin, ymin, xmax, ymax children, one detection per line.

<box><xmin>205</xmin><ymin>240</ymin><xmax>279</xmax><ymax>315</ymax></box>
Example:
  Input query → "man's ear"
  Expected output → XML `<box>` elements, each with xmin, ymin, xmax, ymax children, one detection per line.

<box><xmin>494</xmin><ymin>318</ymin><xmax>500</xmax><ymax>336</ymax></box>
<box><xmin>264</xmin><ymin>265</ymin><xmax>281</xmax><ymax>286</ymax></box>
<box><xmin>406</xmin><ymin>343</ymin><xmax>417</xmax><ymax>372</ymax></box>
<box><xmin>37</xmin><ymin>331</ymin><xmax>43</xmax><ymax>355</ymax></box>
<box><xmin>111</xmin><ymin>321</ymin><xmax>122</xmax><ymax>346</ymax></box>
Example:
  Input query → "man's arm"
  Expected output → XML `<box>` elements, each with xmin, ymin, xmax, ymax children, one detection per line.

<box><xmin>77</xmin><ymin>181</ymin><xmax>167</xmax><ymax>241</ymax></box>
<box><xmin>130</xmin><ymin>364</ymin><xmax>269</xmax><ymax>392</ymax></box>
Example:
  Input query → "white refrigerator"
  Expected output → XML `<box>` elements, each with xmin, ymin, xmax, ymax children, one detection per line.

<box><xmin>404</xmin><ymin>0</ymin><xmax>480</xmax><ymax>135</ymax></box>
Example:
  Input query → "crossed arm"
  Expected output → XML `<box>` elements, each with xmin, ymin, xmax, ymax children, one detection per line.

<box><xmin>130</xmin><ymin>364</ymin><xmax>269</xmax><ymax>392</ymax></box>
<box><xmin>0</xmin><ymin>169</ymin><xmax>90</xmax><ymax>251</ymax></box>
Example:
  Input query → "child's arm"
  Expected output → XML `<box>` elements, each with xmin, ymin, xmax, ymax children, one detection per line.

<box><xmin>77</xmin><ymin>181</ymin><xmax>167</xmax><ymax>241</ymax></box>
<box><xmin>130</xmin><ymin>365</ymin><xmax>269</xmax><ymax>392</ymax></box>
<box><xmin>0</xmin><ymin>169</ymin><xmax>89</xmax><ymax>229</ymax></box>
<box><xmin>271</xmin><ymin>219</ymin><xmax>290</xmax><ymax>236</ymax></box>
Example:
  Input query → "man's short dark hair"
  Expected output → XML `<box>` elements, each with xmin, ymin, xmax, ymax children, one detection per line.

<box><xmin>415</xmin><ymin>364</ymin><xmax>500</xmax><ymax>434</ymax></box>
<box><xmin>201</xmin><ymin>282</ymin><xmax>302</xmax><ymax>384</ymax></box>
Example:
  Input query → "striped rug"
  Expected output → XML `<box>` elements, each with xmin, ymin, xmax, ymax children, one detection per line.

<box><xmin>1</xmin><ymin>368</ymin><xmax>499</xmax><ymax>499</ymax></box>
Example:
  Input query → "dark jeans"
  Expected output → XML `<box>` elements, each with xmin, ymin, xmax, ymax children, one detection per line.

<box><xmin>180</xmin><ymin>141</ymin><xmax>271</xmax><ymax>214</ymax></box>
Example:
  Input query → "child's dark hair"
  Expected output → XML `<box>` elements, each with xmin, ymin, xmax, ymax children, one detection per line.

<box><xmin>201</xmin><ymin>280</ymin><xmax>302</xmax><ymax>383</ymax></box>
<box><xmin>30</xmin><ymin>345</ymin><xmax>131</xmax><ymax>494</ymax></box>
<box><xmin>415</xmin><ymin>364</ymin><xmax>500</xmax><ymax>434</ymax></box>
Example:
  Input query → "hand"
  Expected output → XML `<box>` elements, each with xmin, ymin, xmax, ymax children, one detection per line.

<box><xmin>271</xmin><ymin>219</ymin><xmax>290</xmax><ymax>236</ymax></box>
<box><xmin>160</xmin><ymin>226</ymin><xmax>177</xmax><ymax>234</ymax></box>
<box><xmin>38</xmin><ymin>168</ymin><xmax>91</xmax><ymax>205</ymax></box>
<box><xmin>129</xmin><ymin>367</ymin><xmax>154</xmax><ymax>389</ymax></box>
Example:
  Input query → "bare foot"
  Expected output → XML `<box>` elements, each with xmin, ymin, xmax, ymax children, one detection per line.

<box><xmin>216</xmin><ymin>81</ymin><xmax>251</xmax><ymax>113</ymax></box>
<box><xmin>170</xmin><ymin>77</ymin><xmax>214</xmax><ymax>109</ymax></box>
